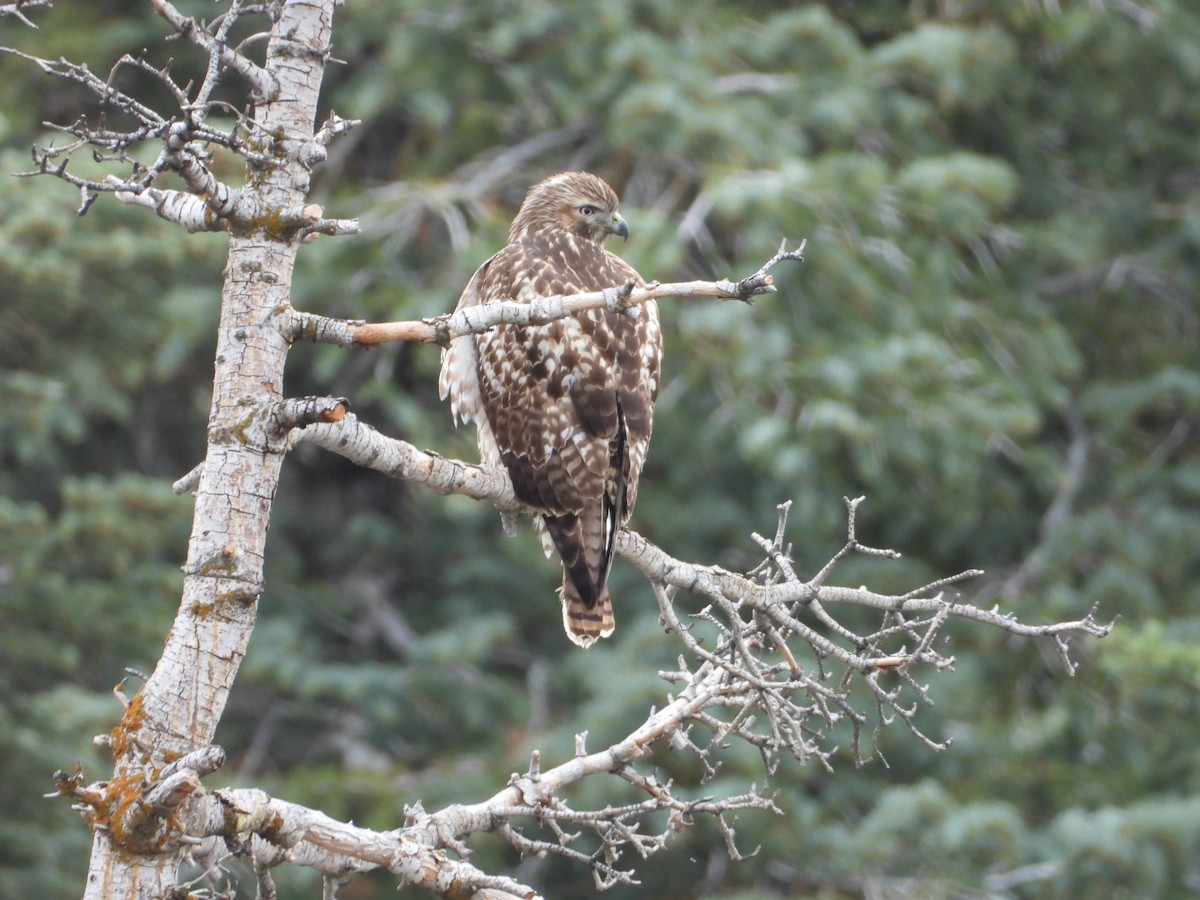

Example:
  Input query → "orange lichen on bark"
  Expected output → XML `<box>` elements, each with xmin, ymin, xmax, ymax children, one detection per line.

<box><xmin>319</xmin><ymin>402</ymin><xmax>347</xmax><ymax>422</ymax></box>
<box><xmin>93</xmin><ymin>769</ymin><xmax>183</xmax><ymax>856</ymax></box>
<box><xmin>109</xmin><ymin>692</ymin><xmax>147</xmax><ymax>762</ymax></box>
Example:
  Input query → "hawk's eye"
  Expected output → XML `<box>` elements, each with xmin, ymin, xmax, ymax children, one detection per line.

<box><xmin>578</xmin><ymin>205</ymin><xmax>599</xmax><ymax>217</ymax></box>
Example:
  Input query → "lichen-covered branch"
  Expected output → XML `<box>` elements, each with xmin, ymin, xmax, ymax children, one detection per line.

<box><xmin>6</xmin><ymin>3</ymin><xmax>360</xmax><ymax>898</ymax></box>
<box><xmin>55</xmin><ymin>631</ymin><xmax>777</xmax><ymax>894</ymax></box>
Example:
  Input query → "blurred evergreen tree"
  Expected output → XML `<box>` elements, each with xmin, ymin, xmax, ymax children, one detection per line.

<box><xmin>1</xmin><ymin>0</ymin><xmax>1197</xmax><ymax>896</ymax></box>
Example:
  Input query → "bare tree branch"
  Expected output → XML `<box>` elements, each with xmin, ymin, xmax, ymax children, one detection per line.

<box><xmin>50</xmin><ymin>435</ymin><xmax>1111</xmax><ymax>892</ymax></box>
<box><xmin>149</xmin><ymin>0</ymin><xmax>277</xmax><ymax>99</ymax></box>
<box><xmin>0</xmin><ymin>0</ymin><xmax>52</xmax><ymax>27</ymax></box>
<box><xmin>315</xmin><ymin>110</ymin><xmax>361</xmax><ymax>146</ymax></box>
<box><xmin>284</xmin><ymin>240</ymin><xmax>807</xmax><ymax>348</ymax></box>
<box><xmin>5</xmin><ymin>4</ymin><xmax>360</xmax><ymax>235</ymax></box>
<box><xmin>296</xmin><ymin>413</ymin><xmax>1114</xmax><ymax>657</ymax></box>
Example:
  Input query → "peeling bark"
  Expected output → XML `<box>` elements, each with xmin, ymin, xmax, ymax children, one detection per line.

<box><xmin>80</xmin><ymin>3</ymin><xmax>340</xmax><ymax>897</ymax></box>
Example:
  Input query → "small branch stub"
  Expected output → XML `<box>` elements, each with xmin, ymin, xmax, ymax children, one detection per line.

<box><xmin>274</xmin><ymin>396</ymin><xmax>351</xmax><ymax>434</ymax></box>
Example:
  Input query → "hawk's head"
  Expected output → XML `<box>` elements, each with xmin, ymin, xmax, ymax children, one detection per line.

<box><xmin>509</xmin><ymin>172</ymin><xmax>629</xmax><ymax>244</ymax></box>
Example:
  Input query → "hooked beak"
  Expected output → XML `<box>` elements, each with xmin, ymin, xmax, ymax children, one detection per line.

<box><xmin>607</xmin><ymin>212</ymin><xmax>630</xmax><ymax>241</ymax></box>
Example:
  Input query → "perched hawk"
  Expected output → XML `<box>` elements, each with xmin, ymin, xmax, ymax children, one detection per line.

<box><xmin>439</xmin><ymin>172</ymin><xmax>661</xmax><ymax>647</ymax></box>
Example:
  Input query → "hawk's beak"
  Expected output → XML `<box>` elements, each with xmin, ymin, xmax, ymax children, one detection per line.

<box><xmin>608</xmin><ymin>213</ymin><xmax>630</xmax><ymax>241</ymax></box>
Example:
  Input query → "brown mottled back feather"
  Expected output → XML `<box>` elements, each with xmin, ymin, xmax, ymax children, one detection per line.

<box><xmin>438</xmin><ymin>172</ymin><xmax>661</xmax><ymax>647</ymax></box>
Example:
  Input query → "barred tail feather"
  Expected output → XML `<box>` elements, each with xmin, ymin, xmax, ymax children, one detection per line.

<box><xmin>560</xmin><ymin>581</ymin><xmax>616</xmax><ymax>648</ymax></box>
<box><xmin>545</xmin><ymin>501</ymin><xmax>616</xmax><ymax>647</ymax></box>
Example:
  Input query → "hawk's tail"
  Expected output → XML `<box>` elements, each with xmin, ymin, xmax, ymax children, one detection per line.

<box><xmin>545</xmin><ymin>501</ymin><xmax>616</xmax><ymax>648</ymax></box>
<box><xmin>559</xmin><ymin>580</ymin><xmax>616</xmax><ymax>648</ymax></box>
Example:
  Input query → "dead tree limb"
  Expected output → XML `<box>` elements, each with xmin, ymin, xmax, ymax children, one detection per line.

<box><xmin>284</xmin><ymin>239</ymin><xmax>806</xmax><ymax>348</ymax></box>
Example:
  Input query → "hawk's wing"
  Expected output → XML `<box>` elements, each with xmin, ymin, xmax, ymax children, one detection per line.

<box><xmin>439</xmin><ymin>254</ymin><xmax>494</xmax><ymax>434</ymax></box>
<box><xmin>472</xmin><ymin>241</ymin><xmax>656</xmax><ymax>517</ymax></box>
<box><xmin>439</xmin><ymin>253</ymin><xmax>521</xmax><ymax>536</ymax></box>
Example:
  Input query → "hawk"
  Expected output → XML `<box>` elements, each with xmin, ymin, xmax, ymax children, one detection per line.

<box><xmin>439</xmin><ymin>172</ymin><xmax>662</xmax><ymax>647</ymax></box>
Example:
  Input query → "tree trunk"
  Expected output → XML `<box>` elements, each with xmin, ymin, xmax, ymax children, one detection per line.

<box><xmin>82</xmin><ymin>3</ymin><xmax>336</xmax><ymax>896</ymax></box>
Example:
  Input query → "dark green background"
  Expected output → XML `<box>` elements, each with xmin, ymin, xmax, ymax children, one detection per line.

<box><xmin>2</xmin><ymin>1</ymin><xmax>1198</xmax><ymax>897</ymax></box>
